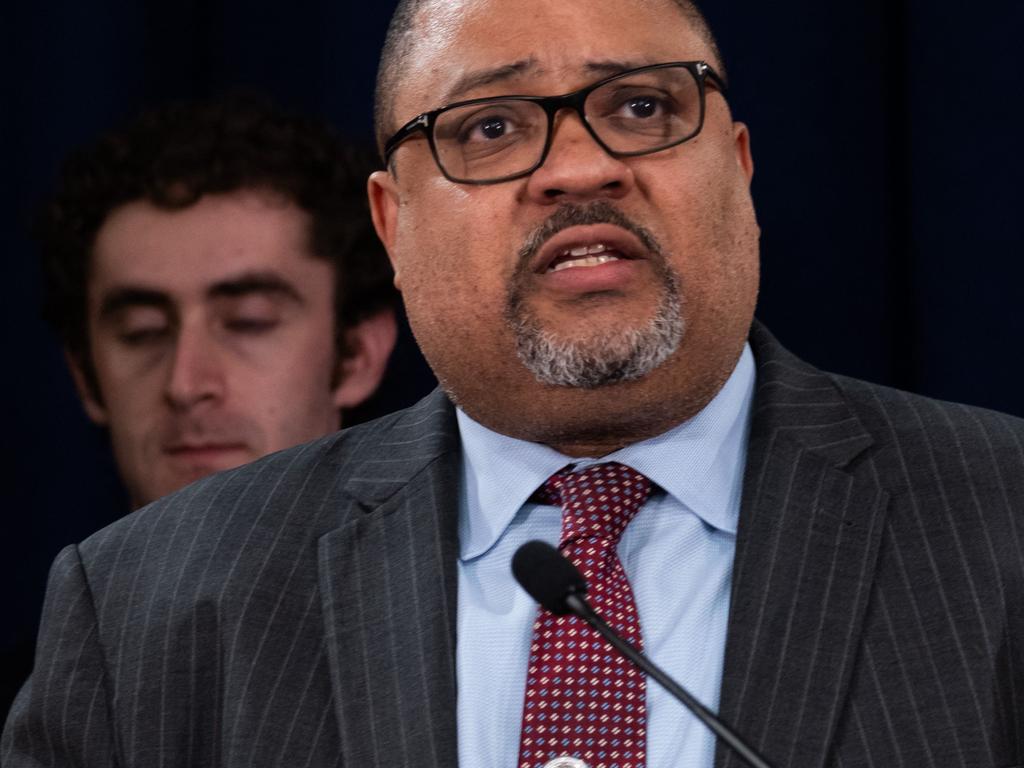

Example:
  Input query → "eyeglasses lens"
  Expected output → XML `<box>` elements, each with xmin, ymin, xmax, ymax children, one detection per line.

<box><xmin>586</xmin><ymin>66</ymin><xmax>702</xmax><ymax>154</ymax></box>
<box><xmin>434</xmin><ymin>101</ymin><xmax>548</xmax><ymax>182</ymax></box>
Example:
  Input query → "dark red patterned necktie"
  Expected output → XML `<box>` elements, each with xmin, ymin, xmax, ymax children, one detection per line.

<box><xmin>518</xmin><ymin>462</ymin><xmax>652</xmax><ymax>768</ymax></box>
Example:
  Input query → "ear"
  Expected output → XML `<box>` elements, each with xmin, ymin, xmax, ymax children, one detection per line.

<box><xmin>368</xmin><ymin>170</ymin><xmax>403</xmax><ymax>290</ymax></box>
<box><xmin>732</xmin><ymin>121</ymin><xmax>755</xmax><ymax>184</ymax></box>
<box><xmin>331</xmin><ymin>307</ymin><xmax>399</xmax><ymax>409</ymax></box>
<box><xmin>64</xmin><ymin>349</ymin><xmax>110</xmax><ymax>426</ymax></box>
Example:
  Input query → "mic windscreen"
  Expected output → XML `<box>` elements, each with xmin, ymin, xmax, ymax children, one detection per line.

<box><xmin>512</xmin><ymin>540</ymin><xmax>587</xmax><ymax>615</ymax></box>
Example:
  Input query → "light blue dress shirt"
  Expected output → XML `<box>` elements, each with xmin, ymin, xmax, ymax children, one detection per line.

<box><xmin>455</xmin><ymin>343</ymin><xmax>756</xmax><ymax>768</ymax></box>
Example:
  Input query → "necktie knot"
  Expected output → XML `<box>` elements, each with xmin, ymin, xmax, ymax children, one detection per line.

<box><xmin>538</xmin><ymin>462</ymin><xmax>652</xmax><ymax>549</ymax></box>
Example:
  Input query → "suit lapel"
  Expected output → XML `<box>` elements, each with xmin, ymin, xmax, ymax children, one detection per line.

<box><xmin>318</xmin><ymin>392</ymin><xmax>463</xmax><ymax>768</ymax></box>
<box><xmin>715</xmin><ymin>324</ymin><xmax>890</xmax><ymax>768</ymax></box>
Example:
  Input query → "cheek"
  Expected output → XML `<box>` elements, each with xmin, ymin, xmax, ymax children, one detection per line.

<box><xmin>92</xmin><ymin>349</ymin><xmax>163</xmax><ymax>419</ymax></box>
<box><xmin>654</xmin><ymin>166</ymin><xmax>759</xmax><ymax>313</ymax></box>
<box><xmin>100</xmin><ymin>388</ymin><xmax>163</xmax><ymax>474</ymax></box>
<box><xmin>396</xmin><ymin>199</ymin><xmax>512</xmax><ymax>317</ymax></box>
<box><xmin>234</xmin><ymin>357</ymin><xmax>338</xmax><ymax>443</ymax></box>
<box><xmin>266</xmin><ymin>328</ymin><xmax>338</xmax><ymax>395</ymax></box>
<box><xmin>394</xmin><ymin>220</ymin><xmax>521</xmax><ymax>384</ymax></box>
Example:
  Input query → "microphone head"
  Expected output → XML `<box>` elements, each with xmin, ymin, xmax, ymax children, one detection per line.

<box><xmin>512</xmin><ymin>540</ymin><xmax>587</xmax><ymax>615</ymax></box>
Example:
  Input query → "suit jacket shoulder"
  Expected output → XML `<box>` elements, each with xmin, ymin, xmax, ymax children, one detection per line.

<box><xmin>2</xmin><ymin>390</ymin><xmax>463</xmax><ymax>768</ymax></box>
<box><xmin>718</xmin><ymin>322</ymin><xmax>1024</xmax><ymax>768</ymax></box>
<box><xmin>828</xmin><ymin>365</ymin><xmax>1024</xmax><ymax>491</ymax></box>
<box><xmin>75</xmin><ymin>389</ymin><xmax>460</xmax><ymax>595</ymax></box>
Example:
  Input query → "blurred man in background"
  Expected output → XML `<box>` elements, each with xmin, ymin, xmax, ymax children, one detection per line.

<box><xmin>0</xmin><ymin>97</ymin><xmax>401</xmax><ymax>723</ymax></box>
<box><xmin>38</xmin><ymin>96</ymin><xmax>398</xmax><ymax>507</ymax></box>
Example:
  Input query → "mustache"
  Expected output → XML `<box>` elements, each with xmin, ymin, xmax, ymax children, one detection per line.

<box><xmin>515</xmin><ymin>201</ymin><xmax>664</xmax><ymax>273</ymax></box>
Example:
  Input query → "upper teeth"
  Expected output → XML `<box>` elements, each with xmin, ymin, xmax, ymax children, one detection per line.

<box><xmin>550</xmin><ymin>254</ymin><xmax>618</xmax><ymax>272</ymax></box>
<box><xmin>548</xmin><ymin>243</ymin><xmax>620</xmax><ymax>272</ymax></box>
<box><xmin>564</xmin><ymin>243</ymin><xmax>610</xmax><ymax>257</ymax></box>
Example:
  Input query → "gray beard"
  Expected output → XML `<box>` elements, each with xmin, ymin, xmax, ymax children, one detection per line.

<box><xmin>507</xmin><ymin>280</ymin><xmax>684</xmax><ymax>388</ymax></box>
<box><xmin>504</xmin><ymin>202</ymin><xmax>684</xmax><ymax>389</ymax></box>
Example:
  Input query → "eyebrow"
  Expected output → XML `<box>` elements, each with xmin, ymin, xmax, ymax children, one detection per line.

<box><xmin>206</xmin><ymin>271</ymin><xmax>304</xmax><ymax>304</ymax></box>
<box><xmin>443</xmin><ymin>58</ymin><xmax>539</xmax><ymax>103</ymax></box>
<box><xmin>442</xmin><ymin>57</ymin><xmax>660</xmax><ymax>104</ymax></box>
<box><xmin>582</xmin><ymin>59</ymin><xmax>654</xmax><ymax>78</ymax></box>
<box><xmin>97</xmin><ymin>271</ymin><xmax>305</xmax><ymax>320</ymax></box>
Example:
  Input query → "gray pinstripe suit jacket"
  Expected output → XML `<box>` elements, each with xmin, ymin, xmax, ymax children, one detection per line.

<box><xmin>5</xmin><ymin>323</ymin><xmax>1024</xmax><ymax>767</ymax></box>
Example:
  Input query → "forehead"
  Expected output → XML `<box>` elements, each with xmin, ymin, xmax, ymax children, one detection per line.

<box><xmin>89</xmin><ymin>191</ymin><xmax>324</xmax><ymax>297</ymax></box>
<box><xmin>396</xmin><ymin>0</ymin><xmax>710</xmax><ymax>117</ymax></box>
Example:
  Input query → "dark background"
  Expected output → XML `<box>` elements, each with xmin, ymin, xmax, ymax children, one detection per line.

<box><xmin>3</xmin><ymin>0</ymin><xmax>1022</xmax><ymax>720</ymax></box>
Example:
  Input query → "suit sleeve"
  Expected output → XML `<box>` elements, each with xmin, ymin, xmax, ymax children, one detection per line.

<box><xmin>1</xmin><ymin>544</ymin><xmax>120</xmax><ymax>766</ymax></box>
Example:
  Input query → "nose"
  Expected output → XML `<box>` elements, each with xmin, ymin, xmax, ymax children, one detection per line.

<box><xmin>523</xmin><ymin>110</ymin><xmax>635</xmax><ymax>204</ymax></box>
<box><xmin>163</xmin><ymin>322</ymin><xmax>225</xmax><ymax>411</ymax></box>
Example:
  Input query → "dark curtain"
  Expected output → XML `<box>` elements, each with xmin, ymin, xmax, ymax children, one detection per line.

<box><xmin>3</xmin><ymin>0</ymin><xmax>1022</xmax><ymax>718</ymax></box>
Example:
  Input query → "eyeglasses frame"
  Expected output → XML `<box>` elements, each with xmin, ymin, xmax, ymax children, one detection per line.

<box><xmin>382</xmin><ymin>60</ymin><xmax>729</xmax><ymax>185</ymax></box>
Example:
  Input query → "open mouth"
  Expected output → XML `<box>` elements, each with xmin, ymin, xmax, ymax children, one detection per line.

<box><xmin>547</xmin><ymin>243</ymin><xmax>625</xmax><ymax>272</ymax></box>
<box><xmin>532</xmin><ymin>224</ymin><xmax>646</xmax><ymax>276</ymax></box>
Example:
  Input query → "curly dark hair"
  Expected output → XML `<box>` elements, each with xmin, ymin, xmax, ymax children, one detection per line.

<box><xmin>39</xmin><ymin>95</ymin><xmax>397</xmax><ymax>391</ymax></box>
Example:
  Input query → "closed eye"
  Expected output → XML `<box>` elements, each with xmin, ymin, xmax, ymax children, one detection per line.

<box><xmin>118</xmin><ymin>326</ymin><xmax>170</xmax><ymax>346</ymax></box>
<box><xmin>223</xmin><ymin>317</ymin><xmax>281</xmax><ymax>334</ymax></box>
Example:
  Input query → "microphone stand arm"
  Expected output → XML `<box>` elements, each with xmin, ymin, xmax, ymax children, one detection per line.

<box><xmin>565</xmin><ymin>594</ymin><xmax>774</xmax><ymax>768</ymax></box>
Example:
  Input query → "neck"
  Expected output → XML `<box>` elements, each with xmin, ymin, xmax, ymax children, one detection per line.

<box><xmin>440</xmin><ymin>319</ymin><xmax>751</xmax><ymax>458</ymax></box>
<box><xmin>458</xmin><ymin>366</ymin><xmax>730</xmax><ymax>458</ymax></box>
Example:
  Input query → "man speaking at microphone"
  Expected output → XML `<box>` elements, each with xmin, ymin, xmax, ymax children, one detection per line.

<box><xmin>5</xmin><ymin>0</ymin><xmax>1024</xmax><ymax>766</ymax></box>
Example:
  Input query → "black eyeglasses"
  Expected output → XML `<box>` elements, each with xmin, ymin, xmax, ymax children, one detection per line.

<box><xmin>383</xmin><ymin>61</ymin><xmax>727</xmax><ymax>185</ymax></box>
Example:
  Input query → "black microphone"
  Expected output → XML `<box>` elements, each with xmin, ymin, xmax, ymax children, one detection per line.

<box><xmin>512</xmin><ymin>540</ymin><xmax>774</xmax><ymax>768</ymax></box>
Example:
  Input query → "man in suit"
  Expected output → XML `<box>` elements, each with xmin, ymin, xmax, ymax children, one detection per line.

<box><xmin>4</xmin><ymin>1</ymin><xmax>1023</xmax><ymax>767</ymax></box>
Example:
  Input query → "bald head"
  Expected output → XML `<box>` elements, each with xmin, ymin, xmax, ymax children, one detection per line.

<box><xmin>372</xmin><ymin>0</ymin><xmax>725</xmax><ymax>154</ymax></box>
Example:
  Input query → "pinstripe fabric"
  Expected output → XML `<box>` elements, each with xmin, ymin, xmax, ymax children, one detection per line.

<box><xmin>4</xmin><ymin>321</ymin><xmax>1024</xmax><ymax>767</ymax></box>
<box><xmin>2</xmin><ymin>392</ymin><xmax>461</xmax><ymax>768</ymax></box>
<box><xmin>715</xmin><ymin>323</ymin><xmax>1024</xmax><ymax>768</ymax></box>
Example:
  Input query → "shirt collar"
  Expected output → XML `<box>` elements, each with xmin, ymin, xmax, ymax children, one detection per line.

<box><xmin>457</xmin><ymin>343</ymin><xmax>756</xmax><ymax>561</ymax></box>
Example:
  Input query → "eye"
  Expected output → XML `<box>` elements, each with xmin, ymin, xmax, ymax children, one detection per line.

<box><xmin>476</xmin><ymin>116</ymin><xmax>509</xmax><ymax>140</ymax></box>
<box><xmin>436</xmin><ymin>102</ymin><xmax>537</xmax><ymax>148</ymax></box>
<box><xmin>591</xmin><ymin>84</ymin><xmax>686</xmax><ymax>143</ymax></box>
<box><xmin>610</xmin><ymin>92</ymin><xmax>674</xmax><ymax>121</ymax></box>
<box><xmin>118</xmin><ymin>327</ymin><xmax>169</xmax><ymax>346</ymax></box>
<box><xmin>218</xmin><ymin>293</ymin><xmax>286</xmax><ymax>335</ymax></box>
<box><xmin>623</xmin><ymin>96</ymin><xmax>660</xmax><ymax>119</ymax></box>
<box><xmin>113</xmin><ymin>307</ymin><xmax>171</xmax><ymax>346</ymax></box>
<box><xmin>224</xmin><ymin>317</ymin><xmax>280</xmax><ymax>334</ymax></box>
<box><xmin>457</xmin><ymin>110</ymin><xmax>523</xmax><ymax>144</ymax></box>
